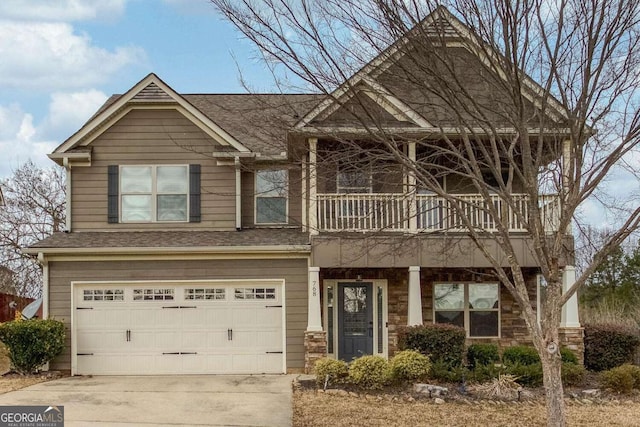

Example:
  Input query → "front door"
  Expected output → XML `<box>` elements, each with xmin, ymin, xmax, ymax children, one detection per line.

<box><xmin>338</xmin><ymin>282</ymin><xmax>373</xmax><ymax>361</ymax></box>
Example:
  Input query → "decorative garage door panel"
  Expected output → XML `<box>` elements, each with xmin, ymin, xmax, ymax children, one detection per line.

<box><xmin>74</xmin><ymin>283</ymin><xmax>284</xmax><ymax>375</ymax></box>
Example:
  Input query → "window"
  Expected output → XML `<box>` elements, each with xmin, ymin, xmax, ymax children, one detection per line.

<box><xmin>120</xmin><ymin>165</ymin><xmax>188</xmax><ymax>222</ymax></box>
<box><xmin>83</xmin><ymin>289</ymin><xmax>124</xmax><ymax>301</ymax></box>
<box><xmin>234</xmin><ymin>287</ymin><xmax>276</xmax><ymax>300</ymax></box>
<box><xmin>184</xmin><ymin>288</ymin><xmax>226</xmax><ymax>300</ymax></box>
<box><xmin>434</xmin><ymin>283</ymin><xmax>500</xmax><ymax>337</ymax></box>
<box><xmin>133</xmin><ymin>288</ymin><xmax>175</xmax><ymax>301</ymax></box>
<box><xmin>255</xmin><ymin>170</ymin><xmax>288</xmax><ymax>224</ymax></box>
<box><xmin>337</xmin><ymin>167</ymin><xmax>371</xmax><ymax>194</ymax></box>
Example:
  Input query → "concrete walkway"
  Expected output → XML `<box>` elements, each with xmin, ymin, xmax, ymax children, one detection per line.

<box><xmin>0</xmin><ymin>375</ymin><xmax>293</xmax><ymax>426</ymax></box>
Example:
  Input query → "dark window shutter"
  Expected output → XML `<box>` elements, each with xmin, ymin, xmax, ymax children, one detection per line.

<box><xmin>189</xmin><ymin>164</ymin><xmax>201</xmax><ymax>223</ymax></box>
<box><xmin>107</xmin><ymin>165</ymin><xmax>119</xmax><ymax>223</ymax></box>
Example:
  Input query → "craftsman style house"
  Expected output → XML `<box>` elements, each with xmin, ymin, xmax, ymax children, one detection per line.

<box><xmin>29</xmin><ymin>8</ymin><xmax>582</xmax><ymax>375</ymax></box>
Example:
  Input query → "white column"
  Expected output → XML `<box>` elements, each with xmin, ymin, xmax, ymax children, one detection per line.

<box><xmin>561</xmin><ymin>265</ymin><xmax>580</xmax><ymax>327</ymax></box>
<box><xmin>235</xmin><ymin>157</ymin><xmax>241</xmax><ymax>230</ymax></box>
<box><xmin>307</xmin><ymin>266</ymin><xmax>323</xmax><ymax>331</ymax></box>
<box><xmin>301</xmin><ymin>154</ymin><xmax>308</xmax><ymax>232</ymax></box>
<box><xmin>308</xmin><ymin>138</ymin><xmax>318</xmax><ymax>235</ymax></box>
<box><xmin>407</xmin><ymin>266</ymin><xmax>423</xmax><ymax>325</ymax></box>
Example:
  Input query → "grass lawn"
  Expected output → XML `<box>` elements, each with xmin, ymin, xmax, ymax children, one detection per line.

<box><xmin>293</xmin><ymin>389</ymin><xmax>640</xmax><ymax>427</ymax></box>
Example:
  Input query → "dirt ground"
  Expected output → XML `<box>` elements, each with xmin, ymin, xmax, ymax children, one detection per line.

<box><xmin>293</xmin><ymin>389</ymin><xmax>640</xmax><ymax>427</ymax></box>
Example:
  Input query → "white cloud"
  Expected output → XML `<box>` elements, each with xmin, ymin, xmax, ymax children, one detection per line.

<box><xmin>0</xmin><ymin>0</ymin><xmax>127</xmax><ymax>22</ymax></box>
<box><xmin>0</xmin><ymin>106</ymin><xmax>57</xmax><ymax>179</ymax></box>
<box><xmin>0</xmin><ymin>90</ymin><xmax>107</xmax><ymax>179</ymax></box>
<box><xmin>43</xmin><ymin>90</ymin><xmax>108</xmax><ymax>136</ymax></box>
<box><xmin>0</xmin><ymin>21</ymin><xmax>145</xmax><ymax>90</ymax></box>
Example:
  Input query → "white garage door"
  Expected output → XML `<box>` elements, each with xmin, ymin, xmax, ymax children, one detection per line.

<box><xmin>73</xmin><ymin>281</ymin><xmax>284</xmax><ymax>375</ymax></box>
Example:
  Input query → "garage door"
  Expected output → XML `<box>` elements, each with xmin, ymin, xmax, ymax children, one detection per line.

<box><xmin>73</xmin><ymin>281</ymin><xmax>284</xmax><ymax>375</ymax></box>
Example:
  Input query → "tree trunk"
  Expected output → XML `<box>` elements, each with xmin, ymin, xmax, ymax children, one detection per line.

<box><xmin>540</xmin><ymin>349</ymin><xmax>566</xmax><ymax>427</ymax></box>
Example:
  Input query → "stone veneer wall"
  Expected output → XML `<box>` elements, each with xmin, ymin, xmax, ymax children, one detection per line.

<box><xmin>559</xmin><ymin>327</ymin><xmax>585</xmax><ymax>365</ymax></box>
<box><xmin>304</xmin><ymin>331</ymin><xmax>327</xmax><ymax>374</ymax></box>
<box><xmin>319</xmin><ymin>267</ymin><xmax>544</xmax><ymax>359</ymax></box>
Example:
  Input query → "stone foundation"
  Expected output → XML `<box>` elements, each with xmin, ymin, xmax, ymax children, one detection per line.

<box><xmin>304</xmin><ymin>331</ymin><xmax>327</xmax><ymax>374</ymax></box>
<box><xmin>559</xmin><ymin>327</ymin><xmax>585</xmax><ymax>365</ymax></box>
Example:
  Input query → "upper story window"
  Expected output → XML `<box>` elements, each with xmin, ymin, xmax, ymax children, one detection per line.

<box><xmin>337</xmin><ymin>166</ymin><xmax>372</xmax><ymax>194</ymax></box>
<box><xmin>120</xmin><ymin>165</ymin><xmax>188</xmax><ymax>222</ymax></box>
<box><xmin>255</xmin><ymin>170</ymin><xmax>288</xmax><ymax>224</ymax></box>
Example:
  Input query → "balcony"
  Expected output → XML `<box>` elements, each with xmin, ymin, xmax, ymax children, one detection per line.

<box><xmin>315</xmin><ymin>193</ymin><xmax>560</xmax><ymax>233</ymax></box>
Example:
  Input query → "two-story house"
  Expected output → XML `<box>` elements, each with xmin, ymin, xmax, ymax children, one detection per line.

<box><xmin>28</xmin><ymin>7</ymin><xmax>582</xmax><ymax>375</ymax></box>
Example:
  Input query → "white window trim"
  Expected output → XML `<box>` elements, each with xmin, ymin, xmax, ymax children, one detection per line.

<box><xmin>323</xmin><ymin>279</ymin><xmax>388</xmax><ymax>359</ymax></box>
<box><xmin>433</xmin><ymin>282</ymin><xmax>501</xmax><ymax>339</ymax></box>
<box><xmin>255</xmin><ymin>169</ymin><xmax>289</xmax><ymax>225</ymax></box>
<box><xmin>119</xmin><ymin>165</ymin><xmax>189</xmax><ymax>223</ymax></box>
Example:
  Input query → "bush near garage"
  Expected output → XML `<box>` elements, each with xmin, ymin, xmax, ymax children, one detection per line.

<box><xmin>398</xmin><ymin>323</ymin><xmax>466</xmax><ymax>367</ymax></box>
<box><xmin>388</xmin><ymin>350</ymin><xmax>431</xmax><ymax>382</ymax></box>
<box><xmin>0</xmin><ymin>319</ymin><xmax>65</xmax><ymax>375</ymax></box>
<box><xmin>314</xmin><ymin>358</ymin><xmax>349</xmax><ymax>387</ymax></box>
<box><xmin>584</xmin><ymin>323</ymin><xmax>640</xmax><ymax>371</ymax></box>
<box><xmin>348</xmin><ymin>355</ymin><xmax>390</xmax><ymax>390</ymax></box>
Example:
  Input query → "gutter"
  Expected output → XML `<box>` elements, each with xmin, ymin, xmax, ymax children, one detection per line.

<box><xmin>24</xmin><ymin>244</ymin><xmax>311</xmax><ymax>256</ymax></box>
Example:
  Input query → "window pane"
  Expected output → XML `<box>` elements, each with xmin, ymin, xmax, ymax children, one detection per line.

<box><xmin>256</xmin><ymin>197</ymin><xmax>286</xmax><ymax>223</ymax></box>
<box><xmin>337</xmin><ymin>170</ymin><xmax>370</xmax><ymax>192</ymax></box>
<box><xmin>469</xmin><ymin>283</ymin><xmax>499</xmax><ymax>309</ymax></box>
<box><xmin>157</xmin><ymin>195</ymin><xmax>187</xmax><ymax>221</ymax></box>
<box><xmin>435</xmin><ymin>311</ymin><xmax>464</xmax><ymax>328</ymax></box>
<box><xmin>122</xmin><ymin>195</ymin><xmax>152</xmax><ymax>221</ymax></box>
<box><xmin>257</xmin><ymin>170</ymin><xmax>288</xmax><ymax>197</ymax></box>
<box><xmin>469</xmin><ymin>311</ymin><xmax>499</xmax><ymax>337</ymax></box>
<box><xmin>157</xmin><ymin>166</ymin><xmax>188</xmax><ymax>193</ymax></box>
<box><xmin>434</xmin><ymin>284</ymin><xmax>464</xmax><ymax>310</ymax></box>
<box><xmin>121</xmin><ymin>166</ymin><xmax>152</xmax><ymax>193</ymax></box>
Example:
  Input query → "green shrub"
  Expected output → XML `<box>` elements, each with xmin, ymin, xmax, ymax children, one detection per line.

<box><xmin>560</xmin><ymin>347</ymin><xmax>579</xmax><ymax>365</ymax></box>
<box><xmin>348</xmin><ymin>356</ymin><xmax>390</xmax><ymax>390</ymax></box>
<box><xmin>0</xmin><ymin>319</ymin><xmax>65</xmax><ymax>375</ymax></box>
<box><xmin>584</xmin><ymin>323</ymin><xmax>640</xmax><ymax>371</ymax></box>
<box><xmin>502</xmin><ymin>345</ymin><xmax>540</xmax><ymax>366</ymax></box>
<box><xmin>398</xmin><ymin>324</ymin><xmax>466</xmax><ymax>367</ymax></box>
<box><xmin>505</xmin><ymin>363</ymin><xmax>543</xmax><ymax>387</ymax></box>
<box><xmin>314</xmin><ymin>358</ymin><xmax>348</xmax><ymax>387</ymax></box>
<box><xmin>467</xmin><ymin>363</ymin><xmax>506</xmax><ymax>383</ymax></box>
<box><xmin>388</xmin><ymin>350</ymin><xmax>431</xmax><ymax>382</ymax></box>
<box><xmin>429</xmin><ymin>359</ymin><xmax>467</xmax><ymax>383</ymax></box>
<box><xmin>561</xmin><ymin>362</ymin><xmax>586</xmax><ymax>387</ymax></box>
<box><xmin>599</xmin><ymin>364</ymin><xmax>640</xmax><ymax>394</ymax></box>
<box><xmin>467</xmin><ymin>343</ymin><xmax>500</xmax><ymax>369</ymax></box>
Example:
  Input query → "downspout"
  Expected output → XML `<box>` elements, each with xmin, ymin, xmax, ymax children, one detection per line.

<box><xmin>235</xmin><ymin>157</ymin><xmax>242</xmax><ymax>230</ymax></box>
<box><xmin>37</xmin><ymin>252</ymin><xmax>49</xmax><ymax>320</ymax></box>
<box><xmin>63</xmin><ymin>157</ymin><xmax>72</xmax><ymax>232</ymax></box>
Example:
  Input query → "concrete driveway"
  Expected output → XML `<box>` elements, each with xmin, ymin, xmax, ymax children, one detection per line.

<box><xmin>0</xmin><ymin>375</ymin><xmax>293</xmax><ymax>426</ymax></box>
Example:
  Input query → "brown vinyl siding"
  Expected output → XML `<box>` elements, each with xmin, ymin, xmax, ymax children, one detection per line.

<box><xmin>48</xmin><ymin>257</ymin><xmax>308</xmax><ymax>371</ymax></box>
<box><xmin>71</xmin><ymin>109</ymin><xmax>237</xmax><ymax>231</ymax></box>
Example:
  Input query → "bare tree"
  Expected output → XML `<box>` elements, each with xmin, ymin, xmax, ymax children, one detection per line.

<box><xmin>0</xmin><ymin>161</ymin><xmax>66</xmax><ymax>297</ymax></box>
<box><xmin>211</xmin><ymin>1</ymin><xmax>640</xmax><ymax>425</ymax></box>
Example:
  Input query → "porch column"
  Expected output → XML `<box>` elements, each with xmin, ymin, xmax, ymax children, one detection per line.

<box><xmin>561</xmin><ymin>265</ymin><xmax>580</xmax><ymax>327</ymax></box>
<box><xmin>407</xmin><ymin>266</ymin><xmax>423</xmax><ymax>325</ymax></box>
<box><xmin>307</xmin><ymin>266</ymin><xmax>322</xmax><ymax>331</ymax></box>
<box><xmin>308</xmin><ymin>138</ymin><xmax>318</xmax><ymax>235</ymax></box>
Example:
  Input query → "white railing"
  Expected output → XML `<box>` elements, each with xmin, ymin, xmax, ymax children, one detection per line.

<box><xmin>315</xmin><ymin>193</ymin><xmax>561</xmax><ymax>233</ymax></box>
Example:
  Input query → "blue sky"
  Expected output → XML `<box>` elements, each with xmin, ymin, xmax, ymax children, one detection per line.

<box><xmin>0</xmin><ymin>0</ymin><xmax>276</xmax><ymax>180</ymax></box>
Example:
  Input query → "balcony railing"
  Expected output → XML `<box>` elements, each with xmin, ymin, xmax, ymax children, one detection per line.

<box><xmin>315</xmin><ymin>193</ymin><xmax>560</xmax><ymax>233</ymax></box>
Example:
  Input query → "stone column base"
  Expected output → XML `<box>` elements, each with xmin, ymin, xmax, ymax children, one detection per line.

<box><xmin>304</xmin><ymin>330</ymin><xmax>327</xmax><ymax>374</ymax></box>
<box><xmin>559</xmin><ymin>327</ymin><xmax>585</xmax><ymax>365</ymax></box>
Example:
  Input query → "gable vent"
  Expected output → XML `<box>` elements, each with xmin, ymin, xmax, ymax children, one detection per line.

<box><xmin>131</xmin><ymin>82</ymin><xmax>174</xmax><ymax>102</ymax></box>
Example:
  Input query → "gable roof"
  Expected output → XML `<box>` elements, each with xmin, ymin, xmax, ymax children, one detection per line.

<box><xmin>52</xmin><ymin>73</ymin><xmax>258</xmax><ymax>157</ymax></box>
<box><xmin>294</xmin><ymin>6</ymin><xmax>568</xmax><ymax>132</ymax></box>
